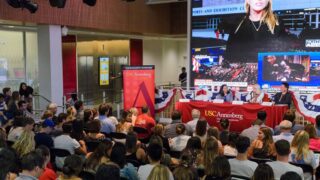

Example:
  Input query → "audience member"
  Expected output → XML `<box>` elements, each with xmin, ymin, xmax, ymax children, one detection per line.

<box><xmin>117</xmin><ymin>110</ymin><xmax>133</xmax><ymax>134</ymax></box>
<box><xmin>138</xmin><ymin>143</ymin><xmax>174</xmax><ymax>180</ymax></box>
<box><xmin>223</xmin><ymin>132</ymin><xmax>238</xmax><ymax>156</ymax></box>
<box><xmin>183</xmin><ymin>136</ymin><xmax>202</xmax><ymax>165</ymax></box>
<box><xmin>274</xmin><ymin>109</ymin><xmax>304</xmax><ymax>135</ymax></box>
<box><xmin>248</xmin><ymin>127</ymin><xmax>275</xmax><ymax>159</ymax></box>
<box><xmin>0</xmin><ymin>148</ymin><xmax>18</xmax><ymax>180</ymax></box>
<box><xmin>173</xmin><ymin>151</ymin><xmax>198</xmax><ymax>180</ymax></box>
<box><xmin>273</xmin><ymin>120</ymin><xmax>294</xmax><ymax>143</ymax></box>
<box><xmin>193</xmin><ymin>119</ymin><xmax>208</xmax><ymax>144</ymax></box>
<box><xmin>66</xmin><ymin>107</ymin><xmax>77</xmax><ymax>122</ymax></box>
<box><xmin>219</xmin><ymin>118</ymin><xmax>230</xmax><ymax>145</ymax></box>
<box><xmin>2</xmin><ymin>87</ymin><xmax>12</xmax><ymax>105</ymax></box>
<box><xmin>207</xmin><ymin>127</ymin><xmax>223</xmax><ymax>153</ymax></box>
<box><xmin>129</xmin><ymin>107</ymin><xmax>139</xmax><ymax>125</ymax></box>
<box><xmin>252</xmin><ymin>164</ymin><xmax>274</xmax><ymax>180</ymax></box>
<box><xmin>70</xmin><ymin>120</ymin><xmax>86</xmax><ymax>141</ymax></box>
<box><xmin>229</xmin><ymin>136</ymin><xmax>257</xmax><ymax>178</ymax></box>
<box><xmin>59</xmin><ymin>155</ymin><xmax>84</xmax><ymax>180</ymax></box>
<box><xmin>164</xmin><ymin>110</ymin><xmax>192</xmax><ymax>138</ymax></box>
<box><xmin>204</xmin><ymin>156</ymin><xmax>231</xmax><ymax>180</ymax></box>
<box><xmin>125</xmin><ymin>132</ymin><xmax>146</xmax><ymax>164</ymax></box>
<box><xmin>110</xmin><ymin>142</ymin><xmax>139</xmax><ymax>180</ymax></box>
<box><xmin>47</xmin><ymin>103</ymin><xmax>58</xmax><ymax>121</ymax></box>
<box><xmin>135</xmin><ymin>106</ymin><xmax>155</xmax><ymax>138</ymax></box>
<box><xmin>7</xmin><ymin>91</ymin><xmax>20</xmax><ymax>119</ymax></box>
<box><xmin>266</xmin><ymin>140</ymin><xmax>304</xmax><ymax>180</ymax></box>
<box><xmin>153</xmin><ymin>124</ymin><xmax>170</xmax><ymax>151</ymax></box>
<box><xmin>95</xmin><ymin>163</ymin><xmax>120</xmax><ymax>180</ymax></box>
<box><xmin>74</xmin><ymin>100</ymin><xmax>84</xmax><ymax>120</ymax></box>
<box><xmin>35</xmin><ymin>119</ymin><xmax>54</xmax><ymax>148</ymax></box>
<box><xmin>280</xmin><ymin>171</ymin><xmax>302</xmax><ymax>180</ymax></box>
<box><xmin>147</xmin><ymin>164</ymin><xmax>173</xmax><ymax>180</ymax></box>
<box><xmin>199</xmin><ymin>137</ymin><xmax>219</xmax><ymax>174</ymax></box>
<box><xmin>169</xmin><ymin>124</ymin><xmax>191</xmax><ymax>151</ymax></box>
<box><xmin>54</xmin><ymin>122</ymin><xmax>87</xmax><ymax>168</ymax></box>
<box><xmin>51</xmin><ymin>112</ymin><xmax>67</xmax><ymax>137</ymax></box>
<box><xmin>85</xmin><ymin>140</ymin><xmax>113</xmax><ymax>173</ymax></box>
<box><xmin>41</xmin><ymin>110</ymin><xmax>53</xmax><ymax>121</ymax></box>
<box><xmin>15</xmin><ymin>151</ymin><xmax>45</xmax><ymax>180</ymax></box>
<box><xmin>186</xmin><ymin>109</ymin><xmax>201</xmax><ymax>132</ymax></box>
<box><xmin>289</xmin><ymin>130</ymin><xmax>317</xmax><ymax>179</ymax></box>
<box><xmin>304</xmin><ymin>124</ymin><xmax>320</xmax><ymax>151</ymax></box>
<box><xmin>241</xmin><ymin>119</ymin><xmax>263</xmax><ymax>142</ymax></box>
<box><xmin>12</xmin><ymin>130</ymin><xmax>35</xmax><ymax>157</ymax></box>
<box><xmin>85</xmin><ymin>119</ymin><xmax>106</xmax><ymax>140</ymax></box>
<box><xmin>83</xmin><ymin>109</ymin><xmax>93</xmax><ymax>124</ymax></box>
<box><xmin>36</xmin><ymin>145</ymin><xmax>57</xmax><ymax>180</ymax></box>
<box><xmin>98</xmin><ymin>103</ymin><xmax>116</xmax><ymax>134</ymax></box>
<box><xmin>19</xmin><ymin>82</ymin><xmax>33</xmax><ymax>101</ymax></box>
<box><xmin>8</xmin><ymin>116</ymin><xmax>34</xmax><ymax>142</ymax></box>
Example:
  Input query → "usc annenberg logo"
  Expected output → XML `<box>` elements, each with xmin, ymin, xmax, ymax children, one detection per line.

<box><xmin>204</xmin><ymin>110</ymin><xmax>244</xmax><ymax>121</ymax></box>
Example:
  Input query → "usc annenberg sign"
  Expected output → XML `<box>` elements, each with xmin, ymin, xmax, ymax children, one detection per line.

<box><xmin>204</xmin><ymin>110</ymin><xmax>244</xmax><ymax>121</ymax></box>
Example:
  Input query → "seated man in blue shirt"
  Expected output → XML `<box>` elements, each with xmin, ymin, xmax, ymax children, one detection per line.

<box><xmin>98</xmin><ymin>103</ymin><xmax>116</xmax><ymax>134</ymax></box>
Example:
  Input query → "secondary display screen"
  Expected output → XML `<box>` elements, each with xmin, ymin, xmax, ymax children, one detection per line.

<box><xmin>191</xmin><ymin>0</ymin><xmax>320</xmax><ymax>87</ymax></box>
<box><xmin>99</xmin><ymin>57</ymin><xmax>109</xmax><ymax>86</ymax></box>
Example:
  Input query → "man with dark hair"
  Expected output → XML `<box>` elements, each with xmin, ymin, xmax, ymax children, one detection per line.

<box><xmin>138</xmin><ymin>143</ymin><xmax>174</xmax><ymax>180</ymax></box>
<box><xmin>15</xmin><ymin>151</ymin><xmax>45</xmax><ymax>180</ymax></box>
<box><xmin>179</xmin><ymin>67</ymin><xmax>187</xmax><ymax>88</ymax></box>
<box><xmin>135</xmin><ymin>106</ymin><xmax>155</xmax><ymax>138</ymax></box>
<box><xmin>273</xmin><ymin>82</ymin><xmax>292</xmax><ymax>107</ymax></box>
<box><xmin>316</xmin><ymin>115</ymin><xmax>320</xmax><ymax>136</ymax></box>
<box><xmin>229</xmin><ymin>136</ymin><xmax>257</xmax><ymax>178</ymax></box>
<box><xmin>98</xmin><ymin>103</ymin><xmax>116</xmax><ymax>134</ymax></box>
<box><xmin>53</xmin><ymin>122</ymin><xmax>87</xmax><ymax>169</ymax></box>
<box><xmin>164</xmin><ymin>110</ymin><xmax>192</xmax><ymax>138</ymax></box>
<box><xmin>267</xmin><ymin>140</ymin><xmax>303</xmax><ymax>180</ymax></box>
<box><xmin>35</xmin><ymin>119</ymin><xmax>54</xmax><ymax>148</ymax></box>
<box><xmin>0</xmin><ymin>148</ymin><xmax>18</xmax><ymax>180</ymax></box>
<box><xmin>274</xmin><ymin>109</ymin><xmax>304</xmax><ymax>135</ymax></box>
<box><xmin>8</xmin><ymin>116</ymin><xmax>34</xmax><ymax>142</ymax></box>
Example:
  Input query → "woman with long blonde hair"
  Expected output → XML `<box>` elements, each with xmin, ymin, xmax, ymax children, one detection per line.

<box><xmin>198</xmin><ymin>137</ymin><xmax>219</xmax><ymax>175</ymax></box>
<box><xmin>225</xmin><ymin>0</ymin><xmax>286</xmax><ymax>63</ymax></box>
<box><xmin>147</xmin><ymin>164</ymin><xmax>171</xmax><ymax>180</ymax></box>
<box><xmin>12</xmin><ymin>130</ymin><xmax>35</xmax><ymax>157</ymax></box>
<box><xmin>290</xmin><ymin>130</ymin><xmax>317</xmax><ymax>172</ymax></box>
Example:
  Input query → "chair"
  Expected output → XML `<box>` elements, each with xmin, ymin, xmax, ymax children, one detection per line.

<box><xmin>231</xmin><ymin>174</ymin><xmax>251</xmax><ymax>180</ymax></box>
<box><xmin>79</xmin><ymin>171</ymin><xmax>95</xmax><ymax>180</ymax></box>
<box><xmin>249</xmin><ymin>157</ymin><xmax>272</xmax><ymax>164</ymax></box>
<box><xmin>110</xmin><ymin>132</ymin><xmax>127</xmax><ymax>139</ymax></box>
<box><xmin>86</xmin><ymin>140</ymin><xmax>100</xmax><ymax>152</ymax></box>
<box><xmin>290</xmin><ymin>163</ymin><xmax>314</xmax><ymax>180</ymax></box>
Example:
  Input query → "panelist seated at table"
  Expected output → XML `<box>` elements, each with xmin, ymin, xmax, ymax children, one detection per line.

<box><xmin>215</xmin><ymin>84</ymin><xmax>233</xmax><ymax>102</ymax></box>
<box><xmin>273</xmin><ymin>82</ymin><xmax>292</xmax><ymax>107</ymax></box>
<box><xmin>246</xmin><ymin>84</ymin><xmax>265</xmax><ymax>104</ymax></box>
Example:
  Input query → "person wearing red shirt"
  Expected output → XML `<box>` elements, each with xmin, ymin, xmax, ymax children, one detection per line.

<box><xmin>134</xmin><ymin>106</ymin><xmax>155</xmax><ymax>138</ymax></box>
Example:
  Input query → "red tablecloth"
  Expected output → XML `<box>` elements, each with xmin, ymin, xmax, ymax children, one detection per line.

<box><xmin>175</xmin><ymin>101</ymin><xmax>288</xmax><ymax>132</ymax></box>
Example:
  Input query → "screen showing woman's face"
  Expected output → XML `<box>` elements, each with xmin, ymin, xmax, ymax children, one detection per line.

<box><xmin>247</xmin><ymin>0</ymin><xmax>269</xmax><ymax>12</ymax></box>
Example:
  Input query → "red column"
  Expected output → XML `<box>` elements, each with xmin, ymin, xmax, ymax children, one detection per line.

<box><xmin>62</xmin><ymin>35</ymin><xmax>77</xmax><ymax>97</ymax></box>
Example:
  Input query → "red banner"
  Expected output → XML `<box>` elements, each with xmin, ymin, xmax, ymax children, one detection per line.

<box><xmin>175</xmin><ymin>102</ymin><xmax>288</xmax><ymax>132</ymax></box>
<box><xmin>123</xmin><ymin>66</ymin><xmax>155</xmax><ymax>116</ymax></box>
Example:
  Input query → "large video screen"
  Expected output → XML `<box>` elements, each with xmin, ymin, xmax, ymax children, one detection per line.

<box><xmin>191</xmin><ymin>0</ymin><xmax>320</xmax><ymax>87</ymax></box>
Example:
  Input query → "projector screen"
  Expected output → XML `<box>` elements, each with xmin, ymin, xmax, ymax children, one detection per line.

<box><xmin>191</xmin><ymin>0</ymin><xmax>320</xmax><ymax>87</ymax></box>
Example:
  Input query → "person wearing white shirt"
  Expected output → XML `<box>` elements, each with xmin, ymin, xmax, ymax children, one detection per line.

<box><xmin>267</xmin><ymin>140</ymin><xmax>304</xmax><ymax>180</ymax></box>
<box><xmin>246</xmin><ymin>84</ymin><xmax>265</xmax><ymax>103</ymax></box>
<box><xmin>169</xmin><ymin>124</ymin><xmax>191</xmax><ymax>151</ymax></box>
<box><xmin>138</xmin><ymin>143</ymin><xmax>174</xmax><ymax>180</ymax></box>
<box><xmin>186</xmin><ymin>109</ymin><xmax>200</xmax><ymax>132</ymax></box>
<box><xmin>273</xmin><ymin>120</ymin><xmax>294</xmax><ymax>144</ymax></box>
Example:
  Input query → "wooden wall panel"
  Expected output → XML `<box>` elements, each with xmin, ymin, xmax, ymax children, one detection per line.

<box><xmin>0</xmin><ymin>0</ymin><xmax>187</xmax><ymax>35</ymax></box>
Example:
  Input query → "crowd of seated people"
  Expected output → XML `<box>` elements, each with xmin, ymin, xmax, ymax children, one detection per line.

<box><xmin>1</xmin><ymin>85</ymin><xmax>320</xmax><ymax>180</ymax></box>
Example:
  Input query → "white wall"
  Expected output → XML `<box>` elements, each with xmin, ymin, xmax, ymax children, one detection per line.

<box><xmin>143</xmin><ymin>39</ymin><xmax>187</xmax><ymax>85</ymax></box>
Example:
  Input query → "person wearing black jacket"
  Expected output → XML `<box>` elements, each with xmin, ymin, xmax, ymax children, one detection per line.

<box><xmin>273</xmin><ymin>82</ymin><xmax>292</xmax><ymax>107</ymax></box>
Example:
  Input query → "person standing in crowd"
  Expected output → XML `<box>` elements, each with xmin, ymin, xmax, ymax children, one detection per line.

<box><xmin>19</xmin><ymin>82</ymin><xmax>33</xmax><ymax>102</ymax></box>
<box><xmin>267</xmin><ymin>140</ymin><xmax>304</xmax><ymax>180</ymax></box>
<box><xmin>246</xmin><ymin>84</ymin><xmax>265</xmax><ymax>103</ymax></box>
<box><xmin>273</xmin><ymin>82</ymin><xmax>292</xmax><ymax>107</ymax></box>
<box><xmin>186</xmin><ymin>109</ymin><xmax>201</xmax><ymax>132</ymax></box>
<box><xmin>179</xmin><ymin>67</ymin><xmax>187</xmax><ymax>88</ymax></box>
<box><xmin>229</xmin><ymin>136</ymin><xmax>258</xmax><ymax>178</ymax></box>
<box><xmin>215</xmin><ymin>84</ymin><xmax>233</xmax><ymax>102</ymax></box>
<box><xmin>135</xmin><ymin>106</ymin><xmax>155</xmax><ymax>138</ymax></box>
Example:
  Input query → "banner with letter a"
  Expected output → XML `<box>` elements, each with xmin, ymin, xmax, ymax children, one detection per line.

<box><xmin>122</xmin><ymin>66</ymin><xmax>155</xmax><ymax>116</ymax></box>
